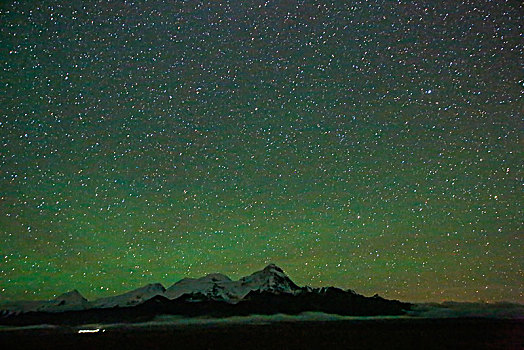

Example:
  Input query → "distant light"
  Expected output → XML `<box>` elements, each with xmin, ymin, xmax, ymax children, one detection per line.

<box><xmin>78</xmin><ymin>329</ymin><xmax>102</xmax><ymax>333</ymax></box>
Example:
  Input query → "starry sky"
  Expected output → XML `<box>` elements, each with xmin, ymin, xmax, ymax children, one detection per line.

<box><xmin>0</xmin><ymin>0</ymin><xmax>522</xmax><ymax>303</ymax></box>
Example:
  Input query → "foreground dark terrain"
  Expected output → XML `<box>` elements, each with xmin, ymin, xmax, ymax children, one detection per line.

<box><xmin>1</xmin><ymin>318</ymin><xmax>522</xmax><ymax>350</ymax></box>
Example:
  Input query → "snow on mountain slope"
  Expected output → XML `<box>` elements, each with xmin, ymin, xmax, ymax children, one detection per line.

<box><xmin>237</xmin><ymin>264</ymin><xmax>301</xmax><ymax>296</ymax></box>
<box><xmin>0</xmin><ymin>300</ymin><xmax>51</xmax><ymax>315</ymax></box>
<box><xmin>165</xmin><ymin>264</ymin><xmax>301</xmax><ymax>303</ymax></box>
<box><xmin>40</xmin><ymin>289</ymin><xmax>89</xmax><ymax>312</ymax></box>
<box><xmin>164</xmin><ymin>273</ymin><xmax>236</xmax><ymax>301</ymax></box>
<box><xmin>1</xmin><ymin>265</ymin><xmax>307</xmax><ymax>313</ymax></box>
<box><xmin>90</xmin><ymin>265</ymin><xmax>299</xmax><ymax>308</ymax></box>
<box><xmin>54</xmin><ymin>289</ymin><xmax>88</xmax><ymax>305</ymax></box>
<box><xmin>91</xmin><ymin>283</ymin><xmax>166</xmax><ymax>308</ymax></box>
<box><xmin>0</xmin><ymin>290</ymin><xmax>89</xmax><ymax>314</ymax></box>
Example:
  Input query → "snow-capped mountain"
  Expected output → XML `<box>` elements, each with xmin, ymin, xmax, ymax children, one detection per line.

<box><xmin>1</xmin><ymin>265</ymin><xmax>300</xmax><ymax>314</ymax></box>
<box><xmin>0</xmin><ymin>301</ymin><xmax>49</xmax><ymax>316</ymax></box>
<box><xmin>0</xmin><ymin>290</ymin><xmax>89</xmax><ymax>314</ymax></box>
<box><xmin>91</xmin><ymin>283</ymin><xmax>166</xmax><ymax>308</ymax></box>
<box><xmin>165</xmin><ymin>264</ymin><xmax>301</xmax><ymax>303</ymax></box>
<box><xmin>0</xmin><ymin>265</ymin><xmax>414</xmax><ymax>325</ymax></box>
<box><xmin>238</xmin><ymin>264</ymin><xmax>301</xmax><ymax>294</ymax></box>
<box><xmin>40</xmin><ymin>289</ymin><xmax>89</xmax><ymax>311</ymax></box>
<box><xmin>53</xmin><ymin>290</ymin><xmax>88</xmax><ymax>305</ymax></box>
<box><xmin>0</xmin><ymin>264</ymin><xmax>400</xmax><ymax>313</ymax></box>
<box><xmin>164</xmin><ymin>273</ymin><xmax>235</xmax><ymax>301</ymax></box>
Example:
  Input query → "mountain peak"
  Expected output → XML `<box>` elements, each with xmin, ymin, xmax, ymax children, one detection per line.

<box><xmin>53</xmin><ymin>289</ymin><xmax>88</xmax><ymax>305</ymax></box>
<box><xmin>240</xmin><ymin>264</ymin><xmax>300</xmax><ymax>295</ymax></box>
<box><xmin>139</xmin><ymin>283</ymin><xmax>166</xmax><ymax>293</ymax></box>
<box><xmin>263</xmin><ymin>263</ymin><xmax>284</xmax><ymax>273</ymax></box>
<box><xmin>200</xmin><ymin>273</ymin><xmax>232</xmax><ymax>282</ymax></box>
<box><xmin>91</xmin><ymin>283</ymin><xmax>166</xmax><ymax>309</ymax></box>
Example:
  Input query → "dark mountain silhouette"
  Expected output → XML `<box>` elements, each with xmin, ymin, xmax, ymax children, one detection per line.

<box><xmin>0</xmin><ymin>264</ymin><xmax>411</xmax><ymax>326</ymax></box>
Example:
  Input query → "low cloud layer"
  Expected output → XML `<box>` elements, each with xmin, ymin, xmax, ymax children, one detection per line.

<box><xmin>408</xmin><ymin>302</ymin><xmax>524</xmax><ymax>319</ymax></box>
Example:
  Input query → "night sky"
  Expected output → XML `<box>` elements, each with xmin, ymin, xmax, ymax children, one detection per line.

<box><xmin>0</xmin><ymin>0</ymin><xmax>522</xmax><ymax>303</ymax></box>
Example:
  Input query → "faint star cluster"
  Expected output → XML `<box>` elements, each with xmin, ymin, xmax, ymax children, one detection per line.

<box><xmin>0</xmin><ymin>0</ymin><xmax>522</xmax><ymax>303</ymax></box>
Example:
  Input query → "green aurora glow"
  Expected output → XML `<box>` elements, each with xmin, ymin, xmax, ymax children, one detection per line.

<box><xmin>0</xmin><ymin>0</ymin><xmax>522</xmax><ymax>302</ymax></box>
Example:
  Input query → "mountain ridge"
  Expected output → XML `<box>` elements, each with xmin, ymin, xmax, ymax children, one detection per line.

<box><xmin>0</xmin><ymin>264</ymin><xmax>413</xmax><ymax>324</ymax></box>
